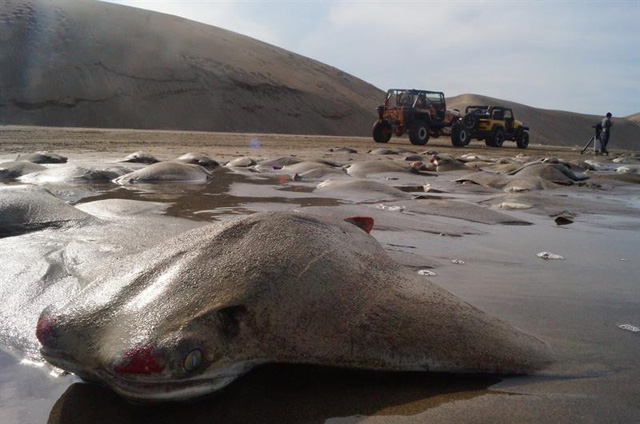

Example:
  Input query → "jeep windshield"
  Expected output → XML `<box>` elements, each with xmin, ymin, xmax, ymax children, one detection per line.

<box><xmin>466</xmin><ymin>106</ymin><xmax>489</xmax><ymax>115</ymax></box>
<box><xmin>385</xmin><ymin>90</ymin><xmax>416</xmax><ymax>107</ymax></box>
<box><xmin>385</xmin><ymin>90</ymin><xmax>443</xmax><ymax>108</ymax></box>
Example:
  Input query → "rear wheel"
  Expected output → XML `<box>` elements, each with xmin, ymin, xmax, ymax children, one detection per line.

<box><xmin>486</xmin><ymin>128</ymin><xmax>505</xmax><ymax>147</ymax></box>
<box><xmin>372</xmin><ymin>121</ymin><xmax>392</xmax><ymax>143</ymax></box>
<box><xmin>451</xmin><ymin>123</ymin><xmax>471</xmax><ymax>147</ymax></box>
<box><xmin>516</xmin><ymin>131</ymin><xmax>529</xmax><ymax>149</ymax></box>
<box><xmin>409</xmin><ymin>120</ymin><xmax>430</xmax><ymax>145</ymax></box>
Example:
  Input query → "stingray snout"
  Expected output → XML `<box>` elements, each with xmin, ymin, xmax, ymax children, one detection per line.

<box><xmin>36</xmin><ymin>307</ymin><xmax>62</xmax><ymax>349</ymax></box>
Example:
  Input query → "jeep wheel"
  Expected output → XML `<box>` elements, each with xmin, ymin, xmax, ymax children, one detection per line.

<box><xmin>516</xmin><ymin>131</ymin><xmax>529</xmax><ymax>149</ymax></box>
<box><xmin>451</xmin><ymin>124</ymin><xmax>471</xmax><ymax>147</ymax></box>
<box><xmin>372</xmin><ymin>121</ymin><xmax>392</xmax><ymax>143</ymax></box>
<box><xmin>409</xmin><ymin>121</ymin><xmax>430</xmax><ymax>145</ymax></box>
<box><xmin>486</xmin><ymin>128</ymin><xmax>505</xmax><ymax>147</ymax></box>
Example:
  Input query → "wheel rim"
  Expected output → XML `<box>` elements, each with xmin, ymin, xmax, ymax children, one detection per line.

<box><xmin>418</xmin><ymin>127</ymin><xmax>427</xmax><ymax>140</ymax></box>
<box><xmin>460</xmin><ymin>130</ymin><xmax>468</xmax><ymax>143</ymax></box>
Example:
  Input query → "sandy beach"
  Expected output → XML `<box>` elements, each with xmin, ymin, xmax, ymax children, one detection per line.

<box><xmin>1</xmin><ymin>126</ymin><xmax>639</xmax><ymax>423</ymax></box>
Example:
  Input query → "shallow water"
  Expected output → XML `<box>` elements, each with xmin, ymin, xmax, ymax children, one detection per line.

<box><xmin>1</xmin><ymin>152</ymin><xmax>639</xmax><ymax>423</ymax></box>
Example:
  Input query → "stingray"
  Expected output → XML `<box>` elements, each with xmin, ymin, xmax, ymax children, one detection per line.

<box><xmin>225</xmin><ymin>157</ymin><xmax>257</xmax><ymax>168</ymax></box>
<box><xmin>508</xmin><ymin>163</ymin><xmax>587</xmax><ymax>183</ymax></box>
<box><xmin>315</xmin><ymin>179</ymin><xmax>411</xmax><ymax>202</ymax></box>
<box><xmin>36</xmin><ymin>212</ymin><xmax>553</xmax><ymax>402</ymax></box>
<box><xmin>257</xmin><ymin>157</ymin><xmax>302</xmax><ymax>168</ymax></box>
<box><xmin>479</xmin><ymin>192</ymin><xmax>639</xmax><ymax>217</ymax></box>
<box><xmin>16</xmin><ymin>151</ymin><xmax>68</xmax><ymax>164</ymax></box>
<box><xmin>369</xmin><ymin>148</ymin><xmax>400</xmax><ymax>155</ymax></box>
<box><xmin>175</xmin><ymin>153</ymin><xmax>219</xmax><ymax>168</ymax></box>
<box><xmin>282</xmin><ymin>161</ymin><xmax>335</xmax><ymax>174</ymax></box>
<box><xmin>0</xmin><ymin>161</ymin><xmax>47</xmax><ymax>179</ymax></box>
<box><xmin>430</xmin><ymin>154</ymin><xmax>468</xmax><ymax>172</ymax></box>
<box><xmin>380</xmin><ymin>199</ymin><xmax>532</xmax><ymax>225</ymax></box>
<box><xmin>114</xmin><ymin>162</ymin><xmax>212</xmax><ymax>185</ymax></box>
<box><xmin>344</xmin><ymin>161</ymin><xmax>409</xmax><ymax>177</ymax></box>
<box><xmin>120</xmin><ymin>151</ymin><xmax>160</xmax><ymax>164</ymax></box>
<box><xmin>455</xmin><ymin>172</ymin><xmax>559</xmax><ymax>192</ymax></box>
<box><xmin>18</xmin><ymin>166</ymin><xmax>129</xmax><ymax>184</ymax></box>
<box><xmin>298</xmin><ymin>167</ymin><xmax>347</xmax><ymax>179</ymax></box>
<box><xmin>329</xmin><ymin>147</ymin><xmax>357</xmax><ymax>153</ymax></box>
<box><xmin>0</xmin><ymin>186</ymin><xmax>95</xmax><ymax>237</ymax></box>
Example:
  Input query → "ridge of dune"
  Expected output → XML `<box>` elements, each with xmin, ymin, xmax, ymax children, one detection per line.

<box><xmin>626</xmin><ymin>112</ymin><xmax>640</xmax><ymax>126</ymax></box>
<box><xmin>0</xmin><ymin>0</ymin><xmax>383</xmax><ymax>135</ymax></box>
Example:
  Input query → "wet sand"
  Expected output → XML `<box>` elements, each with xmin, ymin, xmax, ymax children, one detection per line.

<box><xmin>1</xmin><ymin>126</ymin><xmax>639</xmax><ymax>423</ymax></box>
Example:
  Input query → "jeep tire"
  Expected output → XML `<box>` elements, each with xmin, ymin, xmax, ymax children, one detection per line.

<box><xmin>409</xmin><ymin>120</ymin><xmax>430</xmax><ymax>145</ymax></box>
<box><xmin>486</xmin><ymin>127</ymin><xmax>505</xmax><ymax>147</ymax></box>
<box><xmin>372</xmin><ymin>121</ymin><xmax>392</xmax><ymax>143</ymax></box>
<box><xmin>451</xmin><ymin>123</ymin><xmax>471</xmax><ymax>147</ymax></box>
<box><xmin>516</xmin><ymin>131</ymin><xmax>529</xmax><ymax>149</ymax></box>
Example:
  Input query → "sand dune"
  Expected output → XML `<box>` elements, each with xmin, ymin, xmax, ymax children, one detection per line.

<box><xmin>0</xmin><ymin>0</ymin><xmax>382</xmax><ymax>135</ymax></box>
<box><xmin>447</xmin><ymin>94</ymin><xmax>640</xmax><ymax>150</ymax></box>
<box><xmin>626</xmin><ymin>112</ymin><xmax>640</xmax><ymax>126</ymax></box>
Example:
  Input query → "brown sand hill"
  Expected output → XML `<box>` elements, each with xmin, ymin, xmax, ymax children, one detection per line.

<box><xmin>447</xmin><ymin>94</ymin><xmax>640</xmax><ymax>150</ymax></box>
<box><xmin>0</xmin><ymin>0</ymin><xmax>383</xmax><ymax>135</ymax></box>
<box><xmin>626</xmin><ymin>112</ymin><xmax>640</xmax><ymax>126</ymax></box>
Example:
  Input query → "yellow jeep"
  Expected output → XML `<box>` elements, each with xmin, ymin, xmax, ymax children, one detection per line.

<box><xmin>452</xmin><ymin>105</ymin><xmax>530</xmax><ymax>148</ymax></box>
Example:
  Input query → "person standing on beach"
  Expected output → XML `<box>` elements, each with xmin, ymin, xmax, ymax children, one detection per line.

<box><xmin>599</xmin><ymin>112</ymin><xmax>613</xmax><ymax>155</ymax></box>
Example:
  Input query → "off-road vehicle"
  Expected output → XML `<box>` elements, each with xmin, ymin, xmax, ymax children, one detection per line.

<box><xmin>372</xmin><ymin>89</ymin><xmax>461</xmax><ymax>145</ymax></box>
<box><xmin>451</xmin><ymin>105</ymin><xmax>530</xmax><ymax>148</ymax></box>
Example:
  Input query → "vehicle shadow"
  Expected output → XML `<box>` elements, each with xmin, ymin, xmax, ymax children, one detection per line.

<box><xmin>48</xmin><ymin>364</ymin><xmax>500</xmax><ymax>424</ymax></box>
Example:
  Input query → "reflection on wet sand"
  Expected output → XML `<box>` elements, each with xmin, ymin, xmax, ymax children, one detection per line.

<box><xmin>72</xmin><ymin>167</ymin><xmax>342</xmax><ymax>221</ymax></box>
<box><xmin>48</xmin><ymin>365</ymin><xmax>500</xmax><ymax>424</ymax></box>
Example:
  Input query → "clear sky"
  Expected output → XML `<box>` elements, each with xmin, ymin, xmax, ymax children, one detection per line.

<box><xmin>101</xmin><ymin>0</ymin><xmax>639</xmax><ymax>117</ymax></box>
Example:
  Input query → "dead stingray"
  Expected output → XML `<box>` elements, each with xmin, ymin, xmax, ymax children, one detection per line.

<box><xmin>509</xmin><ymin>163</ymin><xmax>587</xmax><ymax>183</ymax></box>
<box><xmin>381</xmin><ymin>199</ymin><xmax>532</xmax><ymax>225</ymax></box>
<box><xmin>225</xmin><ymin>157</ymin><xmax>257</xmax><ymax>168</ymax></box>
<box><xmin>36</xmin><ymin>212</ymin><xmax>552</xmax><ymax>402</ymax></box>
<box><xmin>282</xmin><ymin>161</ymin><xmax>335</xmax><ymax>174</ymax></box>
<box><xmin>345</xmin><ymin>161</ymin><xmax>409</xmax><ymax>177</ymax></box>
<box><xmin>114</xmin><ymin>162</ymin><xmax>212</xmax><ymax>184</ymax></box>
<box><xmin>175</xmin><ymin>153</ymin><xmax>219</xmax><ymax>168</ymax></box>
<box><xmin>0</xmin><ymin>186</ymin><xmax>95</xmax><ymax>237</ymax></box>
<box><xmin>316</xmin><ymin>179</ymin><xmax>411</xmax><ymax>202</ymax></box>
<box><xmin>456</xmin><ymin>172</ymin><xmax>558</xmax><ymax>192</ymax></box>
<box><xmin>0</xmin><ymin>161</ymin><xmax>47</xmax><ymax>179</ymax></box>
<box><xmin>19</xmin><ymin>166</ymin><xmax>129</xmax><ymax>184</ymax></box>
<box><xmin>16</xmin><ymin>151</ymin><xmax>68</xmax><ymax>164</ymax></box>
<box><xmin>121</xmin><ymin>151</ymin><xmax>160</xmax><ymax>164</ymax></box>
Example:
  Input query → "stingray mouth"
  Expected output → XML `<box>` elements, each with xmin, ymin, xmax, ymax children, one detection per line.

<box><xmin>40</xmin><ymin>347</ymin><xmax>101</xmax><ymax>382</ymax></box>
<box><xmin>41</xmin><ymin>346</ymin><xmax>238</xmax><ymax>401</ymax></box>
<box><xmin>97</xmin><ymin>370</ymin><xmax>240</xmax><ymax>402</ymax></box>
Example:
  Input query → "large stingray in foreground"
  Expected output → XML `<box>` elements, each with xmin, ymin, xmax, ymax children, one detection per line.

<box><xmin>37</xmin><ymin>212</ymin><xmax>553</xmax><ymax>402</ymax></box>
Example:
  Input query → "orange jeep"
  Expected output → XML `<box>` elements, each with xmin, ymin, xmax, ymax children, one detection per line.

<box><xmin>372</xmin><ymin>89</ymin><xmax>461</xmax><ymax>145</ymax></box>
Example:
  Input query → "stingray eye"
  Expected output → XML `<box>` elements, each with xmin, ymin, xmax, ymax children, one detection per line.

<box><xmin>184</xmin><ymin>349</ymin><xmax>202</xmax><ymax>372</ymax></box>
